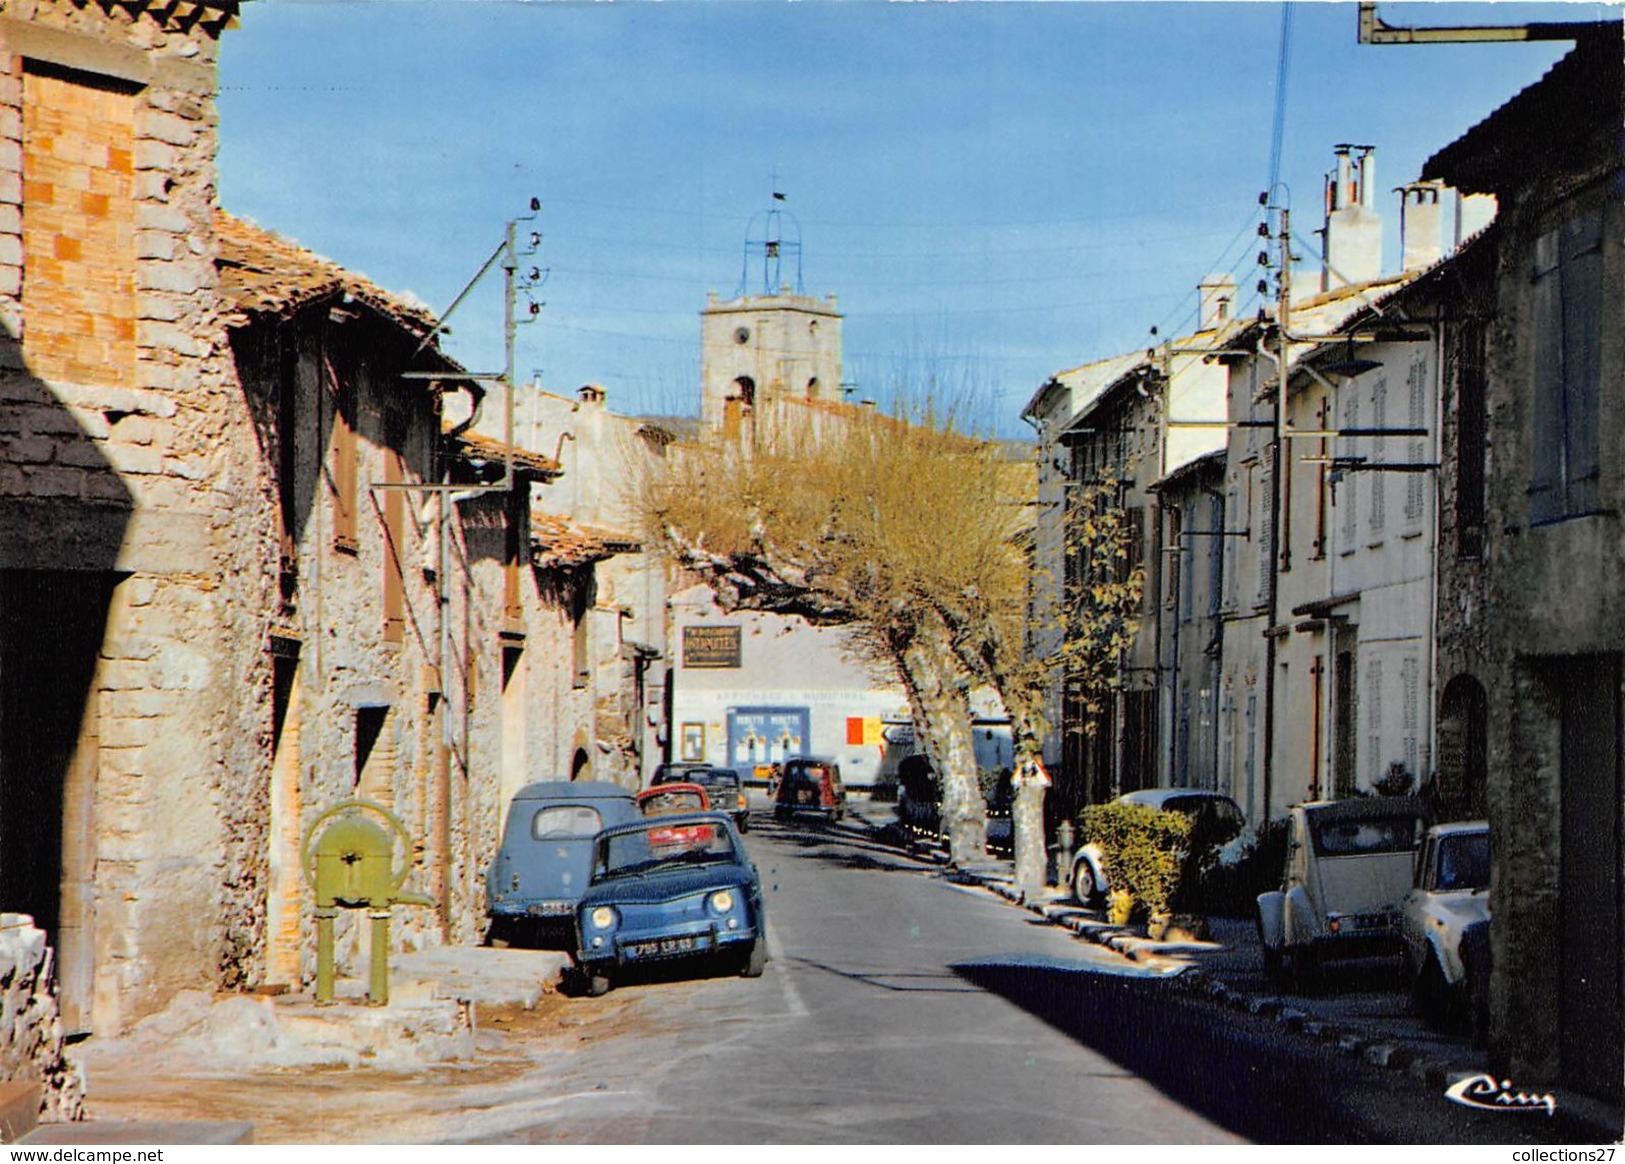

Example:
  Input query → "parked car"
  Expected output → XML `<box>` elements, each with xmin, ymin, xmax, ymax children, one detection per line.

<box><xmin>651</xmin><ymin>762</ymin><xmax>713</xmax><ymax>785</ymax></box>
<box><xmin>773</xmin><ymin>757</ymin><xmax>846</xmax><ymax>822</ymax></box>
<box><xmin>485</xmin><ymin>781</ymin><xmax>640</xmax><ymax>946</ymax></box>
<box><xmin>1400</xmin><ymin>820</ymin><xmax>1491</xmax><ymax>1029</ymax></box>
<box><xmin>574</xmin><ymin>812</ymin><xmax>767</xmax><ymax>996</ymax></box>
<box><xmin>637</xmin><ymin>783</ymin><xmax>714</xmax><ymax>848</ymax></box>
<box><xmin>659</xmin><ymin>766</ymin><xmax>750</xmax><ymax>833</ymax></box>
<box><xmin>1256</xmin><ymin>796</ymin><xmax>1424</xmax><ymax>990</ymax></box>
<box><xmin>1071</xmin><ymin>788</ymin><xmax>1245</xmax><ymax>906</ymax></box>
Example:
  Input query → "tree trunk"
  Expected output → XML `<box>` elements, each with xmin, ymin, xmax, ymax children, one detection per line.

<box><xmin>894</xmin><ymin>611</ymin><xmax>986</xmax><ymax>866</ymax></box>
<box><xmin>1012</xmin><ymin>762</ymin><xmax>1048</xmax><ymax>898</ymax></box>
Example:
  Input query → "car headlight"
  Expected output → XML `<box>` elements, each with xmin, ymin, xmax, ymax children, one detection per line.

<box><xmin>589</xmin><ymin>906</ymin><xmax>618</xmax><ymax>930</ymax></box>
<box><xmin>709</xmin><ymin>890</ymin><xmax>735</xmax><ymax>914</ymax></box>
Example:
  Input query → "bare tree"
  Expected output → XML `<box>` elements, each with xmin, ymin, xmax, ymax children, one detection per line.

<box><xmin>646</xmin><ymin>403</ymin><xmax>1029</xmax><ymax>866</ymax></box>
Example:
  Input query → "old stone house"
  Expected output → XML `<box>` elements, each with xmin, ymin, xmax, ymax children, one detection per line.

<box><xmin>0</xmin><ymin>0</ymin><xmax>262</xmax><ymax>1061</ymax></box>
<box><xmin>1419</xmin><ymin>26</ymin><xmax>1623</xmax><ymax>1104</ymax></box>
<box><xmin>513</xmin><ymin>382</ymin><xmax>676</xmax><ymax>790</ymax></box>
<box><xmin>216</xmin><ymin>211</ymin><xmax>564</xmax><ymax>979</ymax></box>
<box><xmin>1149</xmin><ymin>448</ymin><xmax>1226</xmax><ymax>792</ymax></box>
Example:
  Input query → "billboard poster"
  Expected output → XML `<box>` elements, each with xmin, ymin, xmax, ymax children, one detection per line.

<box><xmin>727</xmin><ymin>706</ymin><xmax>809</xmax><ymax>769</ymax></box>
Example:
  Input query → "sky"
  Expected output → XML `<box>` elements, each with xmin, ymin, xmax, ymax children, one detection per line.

<box><xmin>216</xmin><ymin>1</ymin><xmax>1607</xmax><ymax>435</ymax></box>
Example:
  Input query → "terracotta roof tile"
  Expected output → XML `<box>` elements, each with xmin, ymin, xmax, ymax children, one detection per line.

<box><xmin>531</xmin><ymin>510</ymin><xmax>641</xmax><ymax>568</ymax></box>
<box><xmin>446</xmin><ymin>427</ymin><xmax>563</xmax><ymax>478</ymax></box>
<box><xmin>215</xmin><ymin>211</ymin><xmax>438</xmax><ymax>336</ymax></box>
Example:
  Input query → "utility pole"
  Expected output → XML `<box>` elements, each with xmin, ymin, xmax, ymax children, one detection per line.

<box><xmin>1260</xmin><ymin>202</ymin><xmax>1293</xmax><ymax>824</ymax></box>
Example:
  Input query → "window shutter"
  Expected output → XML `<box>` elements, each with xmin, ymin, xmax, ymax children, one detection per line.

<box><xmin>1530</xmin><ymin>227</ymin><xmax>1564</xmax><ymax>523</ymax></box>
<box><xmin>1562</xmin><ymin>209</ymin><xmax>1603</xmax><ymax>513</ymax></box>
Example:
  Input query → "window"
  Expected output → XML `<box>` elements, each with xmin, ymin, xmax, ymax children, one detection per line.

<box><xmin>382</xmin><ymin>446</ymin><xmax>405</xmax><ymax>643</ymax></box>
<box><xmin>1530</xmin><ymin>206</ymin><xmax>1603</xmax><ymax>524</ymax></box>
<box><xmin>531</xmin><ymin>805</ymin><xmax>602</xmax><ymax>840</ymax></box>
<box><xmin>1339</xmin><ymin>392</ymin><xmax>1359</xmax><ymax>550</ymax></box>
<box><xmin>1368</xmin><ymin>377</ymin><xmax>1387</xmax><ymax>535</ymax></box>
<box><xmin>330</xmin><ymin>368</ymin><xmax>358</xmax><ymax>552</ymax></box>
<box><xmin>1404</xmin><ymin>356</ymin><xmax>1427</xmax><ymax>527</ymax></box>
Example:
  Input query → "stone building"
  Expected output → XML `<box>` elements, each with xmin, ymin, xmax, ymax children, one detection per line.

<box><xmin>1024</xmin><ymin>280</ymin><xmax>1236</xmax><ymax>819</ymax></box>
<box><xmin>0</xmin><ymin>0</ymin><xmax>260</xmax><ymax>1051</ymax></box>
<box><xmin>699</xmin><ymin>287</ymin><xmax>842</xmax><ymax>440</ymax></box>
<box><xmin>216</xmin><ymin>212</ymin><xmax>564</xmax><ymax>979</ymax></box>
<box><xmin>517</xmin><ymin>383</ymin><xmax>675</xmax><ymax>790</ymax></box>
<box><xmin>1420</xmin><ymin>27</ymin><xmax>1623</xmax><ymax>1104</ymax></box>
<box><xmin>1149</xmin><ymin>448</ymin><xmax>1227</xmax><ymax>792</ymax></box>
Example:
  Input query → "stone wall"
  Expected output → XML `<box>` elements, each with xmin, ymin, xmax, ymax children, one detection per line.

<box><xmin>0</xmin><ymin>1</ymin><xmax>270</xmax><ymax>1038</ymax></box>
<box><xmin>0</xmin><ymin>915</ymin><xmax>84</xmax><ymax>1122</ymax></box>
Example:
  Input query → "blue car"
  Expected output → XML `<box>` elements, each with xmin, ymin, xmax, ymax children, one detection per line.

<box><xmin>486</xmin><ymin>781</ymin><xmax>640</xmax><ymax>946</ymax></box>
<box><xmin>574</xmin><ymin>811</ymin><xmax>767</xmax><ymax>996</ymax></box>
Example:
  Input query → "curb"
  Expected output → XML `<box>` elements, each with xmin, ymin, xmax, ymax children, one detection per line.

<box><xmin>853</xmin><ymin>805</ymin><xmax>1622</xmax><ymax>1140</ymax></box>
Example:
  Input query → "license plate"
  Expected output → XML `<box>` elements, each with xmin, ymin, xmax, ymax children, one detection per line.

<box><xmin>627</xmin><ymin>934</ymin><xmax>705</xmax><ymax>959</ymax></box>
<box><xmin>528</xmin><ymin>901</ymin><xmax>571</xmax><ymax>917</ymax></box>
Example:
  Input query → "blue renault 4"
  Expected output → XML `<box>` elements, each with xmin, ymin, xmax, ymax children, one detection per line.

<box><xmin>485</xmin><ymin>780</ymin><xmax>639</xmax><ymax>947</ymax></box>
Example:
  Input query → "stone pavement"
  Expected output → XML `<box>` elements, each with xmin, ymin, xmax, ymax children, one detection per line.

<box><xmin>842</xmin><ymin>795</ymin><xmax>1622</xmax><ymax>1143</ymax></box>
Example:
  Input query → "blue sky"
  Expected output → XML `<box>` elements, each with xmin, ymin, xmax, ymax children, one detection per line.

<box><xmin>217</xmin><ymin>2</ymin><xmax>1602</xmax><ymax>433</ymax></box>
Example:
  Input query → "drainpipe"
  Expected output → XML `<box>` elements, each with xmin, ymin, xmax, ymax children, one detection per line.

<box><xmin>1427</xmin><ymin>318</ymin><xmax>1446</xmax><ymax>802</ymax></box>
<box><xmin>1166</xmin><ymin>502</ymin><xmax>1184</xmax><ymax>787</ymax></box>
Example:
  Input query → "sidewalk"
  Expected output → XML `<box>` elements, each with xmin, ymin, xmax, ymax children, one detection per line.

<box><xmin>845</xmin><ymin>796</ymin><xmax>1623</xmax><ymax>1143</ymax></box>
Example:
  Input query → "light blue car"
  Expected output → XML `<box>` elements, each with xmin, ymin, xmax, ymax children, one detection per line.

<box><xmin>486</xmin><ymin>781</ymin><xmax>640</xmax><ymax>946</ymax></box>
<box><xmin>574</xmin><ymin>812</ymin><xmax>766</xmax><ymax>996</ymax></box>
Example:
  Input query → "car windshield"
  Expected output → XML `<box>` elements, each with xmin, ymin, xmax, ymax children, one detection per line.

<box><xmin>530</xmin><ymin>805</ymin><xmax>602</xmax><ymax>840</ymax></box>
<box><xmin>700</xmin><ymin>771</ymin><xmax>741</xmax><ymax>790</ymax></box>
<box><xmin>1436</xmin><ymin>831</ymin><xmax>1491</xmax><ymax>891</ymax></box>
<box><xmin>1311</xmin><ymin>813</ymin><xmax>1419</xmax><ymax>857</ymax></box>
<box><xmin>593</xmin><ymin>822</ymin><xmax>739</xmax><ymax>880</ymax></box>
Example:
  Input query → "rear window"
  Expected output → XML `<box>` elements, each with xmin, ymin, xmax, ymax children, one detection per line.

<box><xmin>531</xmin><ymin>805</ymin><xmax>603</xmax><ymax>840</ymax></box>
<box><xmin>1311</xmin><ymin>814</ymin><xmax>1419</xmax><ymax>857</ymax></box>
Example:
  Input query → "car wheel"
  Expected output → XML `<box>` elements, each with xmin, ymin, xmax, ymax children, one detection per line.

<box><xmin>1072</xmin><ymin>859</ymin><xmax>1100</xmax><ymax>907</ymax></box>
<box><xmin>741</xmin><ymin>937</ymin><xmax>767</xmax><ymax>978</ymax></box>
<box><xmin>584</xmin><ymin>968</ymin><xmax>612</xmax><ymax>998</ymax></box>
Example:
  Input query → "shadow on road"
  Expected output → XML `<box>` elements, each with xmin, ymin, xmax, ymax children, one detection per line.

<box><xmin>951</xmin><ymin>958</ymin><xmax>1578</xmax><ymax>1145</ymax></box>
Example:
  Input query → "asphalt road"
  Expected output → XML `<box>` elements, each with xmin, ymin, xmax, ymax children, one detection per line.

<box><xmin>474</xmin><ymin>807</ymin><xmax>1585</xmax><ymax>1145</ymax></box>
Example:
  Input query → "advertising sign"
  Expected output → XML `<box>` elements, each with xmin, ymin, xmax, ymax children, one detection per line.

<box><xmin>682</xmin><ymin>625</ymin><xmax>742</xmax><ymax>669</ymax></box>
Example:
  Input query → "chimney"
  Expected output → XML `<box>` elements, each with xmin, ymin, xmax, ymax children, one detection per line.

<box><xmin>1456</xmin><ymin>190</ymin><xmax>1497</xmax><ymax>247</ymax></box>
<box><xmin>577</xmin><ymin>384</ymin><xmax>606</xmax><ymax>407</ymax></box>
<box><xmin>1399</xmin><ymin>180</ymin><xmax>1445</xmax><ymax>272</ymax></box>
<box><xmin>1197</xmin><ymin>274</ymin><xmax>1236</xmax><ymax>330</ymax></box>
<box><xmin>1322</xmin><ymin>144</ymin><xmax>1383</xmax><ymax>292</ymax></box>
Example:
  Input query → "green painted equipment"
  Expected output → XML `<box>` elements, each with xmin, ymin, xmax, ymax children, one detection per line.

<box><xmin>300</xmin><ymin>800</ymin><xmax>434</xmax><ymax>1006</ymax></box>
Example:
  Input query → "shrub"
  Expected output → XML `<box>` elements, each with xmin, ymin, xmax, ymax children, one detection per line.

<box><xmin>1185</xmin><ymin>816</ymin><xmax>1290</xmax><ymax>917</ymax></box>
<box><xmin>1079</xmin><ymin>801</ymin><xmax>1191</xmax><ymax>922</ymax></box>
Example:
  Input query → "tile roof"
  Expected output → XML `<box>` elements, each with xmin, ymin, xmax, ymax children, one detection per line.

<box><xmin>446</xmin><ymin>427</ymin><xmax>563</xmax><ymax>479</ymax></box>
<box><xmin>215</xmin><ymin>211</ymin><xmax>438</xmax><ymax>337</ymax></box>
<box><xmin>1423</xmin><ymin>26</ymin><xmax>1622</xmax><ymax>196</ymax></box>
<box><xmin>531</xmin><ymin>511</ymin><xmax>641</xmax><ymax>568</ymax></box>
